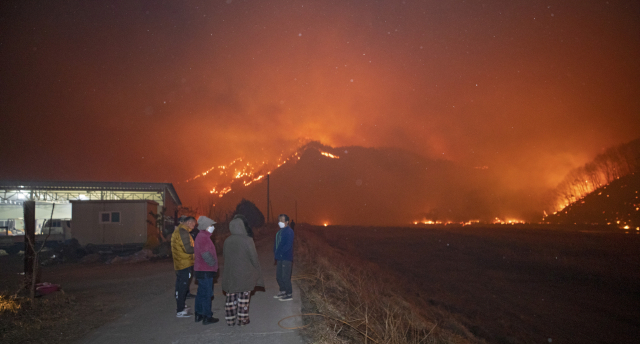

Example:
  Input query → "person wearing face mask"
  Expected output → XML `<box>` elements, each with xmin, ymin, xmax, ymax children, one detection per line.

<box><xmin>193</xmin><ymin>216</ymin><xmax>220</xmax><ymax>325</ymax></box>
<box><xmin>273</xmin><ymin>214</ymin><xmax>294</xmax><ymax>301</ymax></box>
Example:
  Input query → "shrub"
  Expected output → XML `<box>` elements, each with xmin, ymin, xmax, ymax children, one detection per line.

<box><xmin>233</xmin><ymin>199</ymin><xmax>265</xmax><ymax>228</ymax></box>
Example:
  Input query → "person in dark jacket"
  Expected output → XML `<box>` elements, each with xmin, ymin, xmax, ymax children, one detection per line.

<box><xmin>222</xmin><ymin>218</ymin><xmax>264</xmax><ymax>326</ymax></box>
<box><xmin>273</xmin><ymin>214</ymin><xmax>294</xmax><ymax>301</ymax></box>
<box><xmin>194</xmin><ymin>216</ymin><xmax>219</xmax><ymax>325</ymax></box>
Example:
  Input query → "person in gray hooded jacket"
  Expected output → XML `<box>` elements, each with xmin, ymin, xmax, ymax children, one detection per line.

<box><xmin>222</xmin><ymin>217</ymin><xmax>264</xmax><ymax>326</ymax></box>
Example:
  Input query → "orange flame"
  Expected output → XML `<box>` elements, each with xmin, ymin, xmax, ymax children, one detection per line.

<box><xmin>190</xmin><ymin>145</ymin><xmax>341</xmax><ymax>204</ymax></box>
<box><xmin>320</xmin><ymin>151</ymin><xmax>340</xmax><ymax>159</ymax></box>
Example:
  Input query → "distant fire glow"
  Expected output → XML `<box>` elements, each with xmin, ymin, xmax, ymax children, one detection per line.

<box><xmin>320</xmin><ymin>151</ymin><xmax>340</xmax><ymax>159</ymax></box>
<box><xmin>411</xmin><ymin>219</ymin><xmax>508</xmax><ymax>226</ymax></box>
<box><xmin>493</xmin><ymin>218</ymin><xmax>525</xmax><ymax>225</ymax></box>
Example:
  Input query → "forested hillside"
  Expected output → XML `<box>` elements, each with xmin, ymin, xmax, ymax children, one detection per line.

<box><xmin>544</xmin><ymin>172</ymin><xmax>639</xmax><ymax>230</ymax></box>
<box><xmin>550</xmin><ymin>138</ymin><xmax>639</xmax><ymax>212</ymax></box>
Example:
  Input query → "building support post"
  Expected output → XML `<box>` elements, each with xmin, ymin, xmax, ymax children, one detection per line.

<box><xmin>23</xmin><ymin>201</ymin><xmax>36</xmax><ymax>283</ymax></box>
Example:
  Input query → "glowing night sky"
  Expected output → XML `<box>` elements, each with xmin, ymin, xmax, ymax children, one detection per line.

<box><xmin>1</xmin><ymin>0</ymin><xmax>639</xmax><ymax>216</ymax></box>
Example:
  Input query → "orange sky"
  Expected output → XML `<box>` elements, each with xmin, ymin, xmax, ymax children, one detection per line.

<box><xmin>1</xmin><ymin>0</ymin><xmax>639</xmax><ymax>213</ymax></box>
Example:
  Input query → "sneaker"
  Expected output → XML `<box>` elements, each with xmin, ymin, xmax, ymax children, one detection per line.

<box><xmin>176</xmin><ymin>310</ymin><xmax>191</xmax><ymax>318</ymax></box>
<box><xmin>273</xmin><ymin>291</ymin><xmax>287</xmax><ymax>299</ymax></box>
<box><xmin>279</xmin><ymin>295</ymin><xmax>293</xmax><ymax>301</ymax></box>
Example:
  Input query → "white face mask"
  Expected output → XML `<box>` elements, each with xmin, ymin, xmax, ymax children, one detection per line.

<box><xmin>206</xmin><ymin>225</ymin><xmax>215</xmax><ymax>233</ymax></box>
<box><xmin>278</xmin><ymin>221</ymin><xmax>286</xmax><ymax>229</ymax></box>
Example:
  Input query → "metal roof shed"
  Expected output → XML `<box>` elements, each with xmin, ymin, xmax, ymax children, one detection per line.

<box><xmin>0</xmin><ymin>180</ymin><xmax>181</xmax><ymax>224</ymax></box>
<box><xmin>0</xmin><ymin>180</ymin><xmax>181</xmax><ymax>206</ymax></box>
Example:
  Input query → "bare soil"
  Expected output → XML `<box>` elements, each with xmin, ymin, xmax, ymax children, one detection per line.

<box><xmin>0</xmin><ymin>228</ymin><xmax>269</xmax><ymax>344</ymax></box>
<box><xmin>0</xmin><ymin>254</ymin><xmax>175</xmax><ymax>344</ymax></box>
<box><xmin>305</xmin><ymin>224</ymin><xmax>640</xmax><ymax>344</ymax></box>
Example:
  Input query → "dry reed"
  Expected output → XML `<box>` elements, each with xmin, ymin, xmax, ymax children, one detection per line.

<box><xmin>295</xmin><ymin>230</ymin><xmax>476</xmax><ymax>344</ymax></box>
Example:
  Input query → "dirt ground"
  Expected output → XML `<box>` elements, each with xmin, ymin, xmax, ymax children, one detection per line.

<box><xmin>0</xmin><ymin>254</ymin><xmax>175</xmax><ymax>344</ymax></box>
<box><xmin>306</xmin><ymin>224</ymin><xmax>640</xmax><ymax>344</ymax></box>
<box><xmin>0</xmin><ymin>227</ymin><xmax>279</xmax><ymax>344</ymax></box>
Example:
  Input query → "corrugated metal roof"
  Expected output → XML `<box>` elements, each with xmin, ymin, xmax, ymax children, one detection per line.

<box><xmin>0</xmin><ymin>180</ymin><xmax>182</xmax><ymax>205</ymax></box>
<box><xmin>69</xmin><ymin>200</ymin><xmax>159</xmax><ymax>204</ymax></box>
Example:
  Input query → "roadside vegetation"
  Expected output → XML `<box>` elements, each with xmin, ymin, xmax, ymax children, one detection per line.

<box><xmin>0</xmin><ymin>253</ymin><xmax>174</xmax><ymax>344</ymax></box>
<box><xmin>0</xmin><ymin>290</ymin><xmax>80</xmax><ymax>344</ymax></box>
<box><xmin>295</xmin><ymin>229</ymin><xmax>478</xmax><ymax>344</ymax></box>
<box><xmin>0</xmin><ymin>254</ymin><xmax>80</xmax><ymax>344</ymax></box>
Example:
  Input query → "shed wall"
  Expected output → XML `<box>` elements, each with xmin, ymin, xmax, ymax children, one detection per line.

<box><xmin>72</xmin><ymin>201</ymin><xmax>152</xmax><ymax>245</ymax></box>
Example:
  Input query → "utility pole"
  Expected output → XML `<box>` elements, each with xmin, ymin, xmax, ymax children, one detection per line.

<box><xmin>269</xmin><ymin>200</ymin><xmax>275</xmax><ymax>223</ymax></box>
<box><xmin>266</xmin><ymin>174</ymin><xmax>270</xmax><ymax>224</ymax></box>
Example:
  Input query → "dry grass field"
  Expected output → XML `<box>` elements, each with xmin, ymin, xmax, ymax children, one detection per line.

<box><xmin>297</xmin><ymin>224</ymin><xmax>640</xmax><ymax>344</ymax></box>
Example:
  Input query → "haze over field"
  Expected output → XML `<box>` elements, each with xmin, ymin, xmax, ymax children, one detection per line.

<box><xmin>1</xmin><ymin>0</ymin><xmax>639</xmax><ymax>222</ymax></box>
<box><xmin>209</xmin><ymin>142</ymin><xmax>547</xmax><ymax>225</ymax></box>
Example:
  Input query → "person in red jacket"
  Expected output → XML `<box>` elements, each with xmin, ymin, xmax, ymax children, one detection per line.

<box><xmin>194</xmin><ymin>216</ymin><xmax>219</xmax><ymax>325</ymax></box>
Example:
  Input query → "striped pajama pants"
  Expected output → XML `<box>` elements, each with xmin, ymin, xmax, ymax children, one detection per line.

<box><xmin>225</xmin><ymin>291</ymin><xmax>251</xmax><ymax>326</ymax></box>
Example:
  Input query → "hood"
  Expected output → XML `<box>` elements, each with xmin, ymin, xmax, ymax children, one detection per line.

<box><xmin>229</xmin><ymin>218</ymin><xmax>247</xmax><ymax>236</ymax></box>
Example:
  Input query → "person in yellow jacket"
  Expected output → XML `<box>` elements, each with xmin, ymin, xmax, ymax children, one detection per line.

<box><xmin>172</xmin><ymin>216</ymin><xmax>196</xmax><ymax>317</ymax></box>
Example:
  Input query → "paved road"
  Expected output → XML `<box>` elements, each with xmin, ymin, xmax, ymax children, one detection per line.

<box><xmin>77</xmin><ymin>232</ymin><xmax>306</xmax><ymax>344</ymax></box>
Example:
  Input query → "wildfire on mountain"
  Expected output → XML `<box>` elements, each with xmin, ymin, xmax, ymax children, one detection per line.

<box><xmin>188</xmin><ymin>144</ymin><xmax>340</xmax><ymax>200</ymax></box>
<box><xmin>544</xmin><ymin>172</ymin><xmax>639</xmax><ymax>230</ymax></box>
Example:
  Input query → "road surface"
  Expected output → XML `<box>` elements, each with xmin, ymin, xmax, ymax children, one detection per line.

<box><xmin>77</xmin><ymin>231</ymin><xmax>306</xmax><ymax>344</ymax></box>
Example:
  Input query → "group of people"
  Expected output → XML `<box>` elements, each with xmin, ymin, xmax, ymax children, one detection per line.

<box><xmin>170</xmin><ymin>213</ymin><xmax>295</xmax><ymax>326</ymax></box>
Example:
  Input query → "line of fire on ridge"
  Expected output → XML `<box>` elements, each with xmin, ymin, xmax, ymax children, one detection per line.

<box><xmin>183</xmin><ymin>148</ymin><xmax>341</xmax><ymax>199</ymax></box>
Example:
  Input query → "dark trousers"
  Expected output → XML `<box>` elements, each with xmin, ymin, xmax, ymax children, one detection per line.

<box><xmin>276</xmin><ymin>260</ymin><xmax>293</xmax><ymax>295</ymax></box>
<box><xmin>195</xmin><ymin>271</ymin><xmax>216</xmax><ymax>317</ymax></box>
<box><xmin>175</xmin><ymin>266</ymin><xmax>192</xmax><ymax>312</ymax></box>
